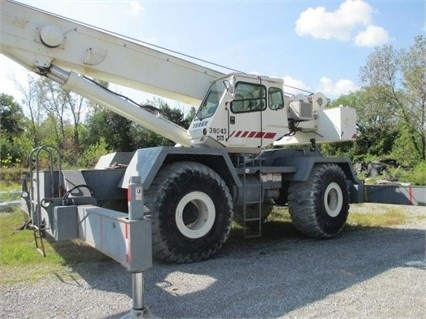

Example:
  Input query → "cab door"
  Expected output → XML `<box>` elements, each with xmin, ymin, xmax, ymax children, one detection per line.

<box><xmin>226</xmin><ymin>81</ymin><xmax>266</xmax><ymax>151</ymax></box>
<box><xmin>226</xmin><ymin>82</ymin><xmax>289</xmax><ymax>152</ymax></box>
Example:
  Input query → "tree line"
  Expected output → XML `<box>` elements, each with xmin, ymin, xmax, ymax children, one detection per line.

<box><xmin>1</xmin><ymin>36</ymin><xmax>424</xmax><ymax>173</ymax></box>
<box><xmin>321</xmin><ymin>35</ymin><xmax>425</xmax><ymax>169</ymax></box>
<box><xmin>0</xmin><ymin>78</ymin><xmax>195</xmax><ymax>168</ymax></box>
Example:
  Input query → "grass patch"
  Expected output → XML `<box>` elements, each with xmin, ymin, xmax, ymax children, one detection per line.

<box><xmin>0</xmin><ymin>208</ymin><xmax>110</xmax><ymax>287</ymax></box>
<box><xmin>228</xmin><ymin>207</ymin><xmax>302</xmax><ymax>245</ymax></box>
<box><xmin>415</xmin><ymin>214</ymin><xmax>426</xmax><ymax>222</ymax></box>
<box><xmin>0</xmin><ymin>182</ymin><xmax>21</xmax><ymax>192</ymax></box>
<box><xmin>229</xmin><ymin>204</ymin><xmax>414</xmax><ymax>245</ymax></box>
<box><xmin>347</xmin><ymin>209</ymin><xmax>408</xmax><ymax>228</ymax></box>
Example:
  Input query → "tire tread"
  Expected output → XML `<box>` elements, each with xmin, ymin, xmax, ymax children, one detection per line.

<box><xmin>288</xmin><ymin>164</ymin><xmax>350</xmax><ymax>238</ymax></box>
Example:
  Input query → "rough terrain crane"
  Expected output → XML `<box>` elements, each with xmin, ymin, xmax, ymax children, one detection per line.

<box><xmin>1</xmin><ymin>0</ymin><xmax>361</xmax><ymax>263</ymax></box>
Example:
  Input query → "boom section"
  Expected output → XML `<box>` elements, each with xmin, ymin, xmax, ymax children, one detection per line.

<box><xmin>0</xmin><ymin>0</ymin><xmax>224</xmax><ymax>105</ymax></box>
<box><xmin>48</xmin><ymin>66</ymin><xmax>192</xmax><ymax>147</ymax></box>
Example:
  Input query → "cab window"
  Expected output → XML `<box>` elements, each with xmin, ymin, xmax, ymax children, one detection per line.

<box><xmin>195</xmin><ymin>80</ymin><xmax>225</xmax><ymax>120</ymax></box>
<box><xmin>268</xmin><ymin>87</ymin><xmax>284</xmax><ymax>110</ymax></box>
<box><xmin>231</xmin><ymin>82</ymin><xmax>266</xmax><ymax>113</ymax></box>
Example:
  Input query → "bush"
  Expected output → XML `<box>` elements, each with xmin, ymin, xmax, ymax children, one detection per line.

<box><xmin>387</xmin><ymin>161</ymin><xmax>426</xmax><ymax>185</ymax></box>
<box><xmin>77</xmin><ymin>138</ymin><xmax>110</xmax><ymax>168</ymax></box>
<box><xmin>406</xmin><ymin>161</ymin><xmax>426</xmax><ymax>185</ymax></box>
<box><xmin>0</xmin><ymin>167</ymin><xmax>26</xmax><ymax>186</ymax></box>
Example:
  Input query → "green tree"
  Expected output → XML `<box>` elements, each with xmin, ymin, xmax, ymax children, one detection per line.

<box><xmin>77</xmin><ymin>137</ymin><xmax>111</xmax><ymax>168</ymax></box>
<box><xmin>83</xmin><ymin>79</ymin><xmax>137</xmax><ymax>152</ymax></box>
<box><xmin>130</xmin><ymin>99</ymin><xmax>189</xmax><ymax>148</ymax></box>
<box><xmin>359</xmin><ymin>35</ymin><xmax>426</xmax><ymax>164</ymax></box>
<box><xmin>326</xmin><ymin>90</ymin><xmax>399</xmax><ymax>162</ymax></box>
<box><xmin>0</xmin><ymin>94</ymin><xmax>24</xmax><ymax>137</ymax></box>
<box><xmin>85</xmin><ymin>107</ymin><xmax>134</xmax><ymax>152</ymax></box>
<box><xmin>35</xmin><ymin>77</ymin><xmax>87</xmax><ymax>160</ymax></box>
<box><xmin>15</xmin><ymin>74</ymin><xmax>44</xmax><ymax>147</ymax></box>
<box><xmin>400</xmin><ymin>35</ymin><xmax>426</xmax><ymax>162</ymax></box>
<box><xmin>185</xmin><ymin>106</ymin><xmax>196</xmax><ymax>128</ymax></box>
<box><xmin>0</xmin><ymin>94</ymin><xmax>25</xmax><ymax>165</ymax></box>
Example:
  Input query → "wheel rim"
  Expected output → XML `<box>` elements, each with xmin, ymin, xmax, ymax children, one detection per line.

<box><xmin>324</xmin><ymin>182</ymin><xmax>343</xmax><ymax>217</ymax></box>
<box><xmin>175</xmin><ymin>191</ymin><xmax>216</xmax><ymax>239</ymax></box>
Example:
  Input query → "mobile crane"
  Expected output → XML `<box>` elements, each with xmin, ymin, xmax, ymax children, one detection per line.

<box><xmin>1</xmin><ymin>0</ymin><xmax>361</xmax><ymax>263</ymax></box>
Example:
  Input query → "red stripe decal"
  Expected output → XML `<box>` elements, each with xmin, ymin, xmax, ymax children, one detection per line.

<box><xmin>264</xmin><ymin>132</ymin><xmax>277</xmax><ymax>139</ymax></box>
<box><xmin>229</xmin><ymin>131</ymin><xmax>277</xmax><ymax>139</ymax></box>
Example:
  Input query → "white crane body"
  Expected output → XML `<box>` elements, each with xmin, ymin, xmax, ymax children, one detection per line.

<box><xmin>3</xmin><ymin>0</ymin><xmax>363</xmax><ymax>264</ymax></box>
<box><xmin>1</xmin><ymin>0</ymin><xmax>356</xmax><ymax>152</ymax></box>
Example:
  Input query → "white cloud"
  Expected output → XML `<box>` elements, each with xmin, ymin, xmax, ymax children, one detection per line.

<box><xmin>281</xmin><ymin>75</ymin><xmax>357</xmax><ymax>99</ymax></box>
<box><xmin>354</xmin><ymin>25</ymin><xmax>391</xmax><ymax>47</ymax></box>
<box><xmin>282</xmin><ymin>75</ymin><xmax>311</xmax><ymax>95</ymax></box>
<box><xmin>127</xmin><ymin>0</ymin><xmax>144</xmax><ymax>16</ymax></box>
<box><xmin>295</xmin><ymin>0</ymin><xmax>373</xmax><ymax>41</ymax></box>
<box><xmin>317</xmin><ymin>77</ymin><xmax>358</xmax><ymax>98</ymax></box>
<box><xmin>295</xmin><ymin>0</ymin><xmax>390</xmax><ymax>47</ymax></box>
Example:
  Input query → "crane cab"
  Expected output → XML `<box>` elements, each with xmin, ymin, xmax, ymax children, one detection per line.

<box><xmin>188</xmin><ymin>73</ymin><xmax>291</xmax><ymax>153</ymax></box>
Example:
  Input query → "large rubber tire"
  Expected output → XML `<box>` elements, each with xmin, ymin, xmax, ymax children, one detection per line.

<box><xmin>288</xmin><ymin>164</ymin><xmax>349</xmax><ymax>238</ymax></box>
<box><xmin>145</xmin><ymin>161</ymin><xmax>234</xmax><ymax>263</ymax></box>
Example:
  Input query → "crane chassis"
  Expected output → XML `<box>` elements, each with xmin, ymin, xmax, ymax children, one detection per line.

<box><xmin>2</xmin><ymin>0</ymin><xmax>363</xmax><ymax>263</ymax></box>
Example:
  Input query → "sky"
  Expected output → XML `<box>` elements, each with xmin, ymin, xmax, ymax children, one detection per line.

<box><xmin>1</xmin><ymin>0</ymin><xmax>425</xmax><ymax>109</ymax></box>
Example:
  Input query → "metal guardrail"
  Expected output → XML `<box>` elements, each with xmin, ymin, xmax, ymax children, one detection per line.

<box><xmin>0</xmin><ymin>191</ymin><xmax>21</xmax><ymax>212</ymax></box>
<box><xmin>364</xmin><ymin>184</ymin><xmax>426</xmax><ymax>206</ymax></box>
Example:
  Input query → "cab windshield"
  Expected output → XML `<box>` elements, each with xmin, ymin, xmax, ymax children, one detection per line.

<box><xmin>195</xmin><ymin>80</ymin><xmax>226</xmax><ymax>120</ymax></box>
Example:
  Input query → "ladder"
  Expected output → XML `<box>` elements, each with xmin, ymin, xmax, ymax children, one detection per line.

<box><xmin>240</xmin><ymin>154</ymin><xmax>263</xmax><ymax>238</ymax></box>
<box><xmin>26</xmin><ymin>145</ymin><xmax>62</xmax><ymax>256</ymax></box>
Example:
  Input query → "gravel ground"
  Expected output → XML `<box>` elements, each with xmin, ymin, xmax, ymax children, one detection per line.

<box><xmin>1</xmin><ymin>204</ymin><xmax>425</xmax><ymax>319</ymax></box>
